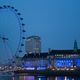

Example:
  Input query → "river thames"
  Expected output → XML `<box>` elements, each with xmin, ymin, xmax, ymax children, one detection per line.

<box><xmin>0</xmin><ymin>73</ymin><xmax>80</xmax><ymax>80</ymax></box>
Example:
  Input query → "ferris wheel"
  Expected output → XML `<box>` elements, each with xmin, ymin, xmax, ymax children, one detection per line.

<box><xmin>0</xmin><ymin>5</ymin><xmax>26</xmax><ymax>64</ymax></box>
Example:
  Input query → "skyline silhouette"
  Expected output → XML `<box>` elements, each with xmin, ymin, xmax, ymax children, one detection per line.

<box><xmin>0</xmin><ymin>0</ymin><xmax>80</xmax><ymax>53</ymax></box>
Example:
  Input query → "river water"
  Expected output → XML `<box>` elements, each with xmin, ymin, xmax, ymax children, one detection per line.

<box><xmin>0</xmin><ymin>73</ymin><xmax>80</xmax><ymax>80</ymax></box>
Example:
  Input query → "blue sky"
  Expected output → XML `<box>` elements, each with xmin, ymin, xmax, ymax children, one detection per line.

<box><xmin>0</xmin><ymin>0</ymin><xmax>80</xmax><ymax>56</ymax></box>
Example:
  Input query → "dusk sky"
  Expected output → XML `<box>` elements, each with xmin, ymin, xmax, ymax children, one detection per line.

<box><xmin>0</xmin><ymin>0</ymin><xmax>80</xmax><ymax>62</ymax></box>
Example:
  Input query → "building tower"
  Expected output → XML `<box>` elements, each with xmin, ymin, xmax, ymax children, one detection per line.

<box><xmin>74</xmin><ymin>40</ymin><xmax>78</xmax><ymax>52</ymax></box>
<box><xmin>25</xmin><ymin>36</ymin><xmax>41</xmax><ymax>54</ymax></box>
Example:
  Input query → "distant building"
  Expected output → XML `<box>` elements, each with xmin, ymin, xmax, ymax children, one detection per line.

<box><xmin>74</xmin><ymin>40</ymin><xmax>78</xmax><ymax>52</ymax></box>
<box><xmin>22</xmin><ymin>40</ymin><xmax>80</xmax><ymax>70</ymax></box>
<box><xmin>25</xmin><ymin>36</ymin><xmax>41</xmax><ymax>54</ymax></box>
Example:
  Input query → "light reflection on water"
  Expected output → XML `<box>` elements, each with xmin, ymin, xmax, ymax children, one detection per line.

<box><xmin>0</xmin><ymin>74</ymin><xmax>80</xmax><ymax>80</ymax></box>
<box><xmin>12</xmin><ymin>75</ymin><xmax>80</xmax><ymax>80</ymax></box>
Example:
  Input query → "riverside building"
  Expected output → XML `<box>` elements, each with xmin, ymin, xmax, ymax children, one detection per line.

<box><xmin>22</xmin><ymin>40</ymin><xmax>80</xmax><ymax>71</ymax></box>
<box><xmin>25</xmin><ymin>36</ymin><xmax>41</xmax><ymax>54</ymax></box>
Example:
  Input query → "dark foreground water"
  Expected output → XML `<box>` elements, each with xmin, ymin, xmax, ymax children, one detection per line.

<box><xmin>0</xmin><ymin>73</ymin><xmax>80</xmax><ymax>80</ymax></box>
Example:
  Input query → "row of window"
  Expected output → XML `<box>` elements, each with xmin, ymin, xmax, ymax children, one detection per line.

<box><xmin>54</xmin><ymin>59</ymin><xmax>80</xmax><ymax>68</ymax></box>
<box><xmin>48</xmin><ymin>54</ymin><xmax>79</xmax><ymax>58</ymax></box>
<box><xmin>22</xmin><ymin>58</ymin><xmax>80</xmax><ymax>69</ymax></box>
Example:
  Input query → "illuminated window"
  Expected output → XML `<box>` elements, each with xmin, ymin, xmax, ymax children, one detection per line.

<box><xmin>65</xmin><ymin>59</ymin><xmax>73</xmax><ymax>68</ymax></box>
<box><xmin>55</xmin><ymin>59</ymin><xmax>64</xmax><ymax>68</ymax></box>
<box><xmin>75</xmin><ymin>58</ymin><xmax>80</xmax><ymax>67</ymax></box>
<box><xmin>55</xmin><ymin>59</ymin><xmax>73</xmax><ymax>68</ymax></box>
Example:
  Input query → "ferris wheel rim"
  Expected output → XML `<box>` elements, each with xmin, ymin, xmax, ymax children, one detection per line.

<box><xmin>0</xmin><ymin>5</ymin><xmax>26</xmax><ymax>57</ymax></box>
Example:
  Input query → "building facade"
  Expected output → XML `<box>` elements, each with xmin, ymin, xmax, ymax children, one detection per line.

<box><xmin>25</xmin><ymin>36</ymin><xmax>41</xmax><ymax>54</ymax></box>
<box><xmin>22</xmin><ymin>40</ymin><xmax>80</xmax><ymax>70</ymax></box>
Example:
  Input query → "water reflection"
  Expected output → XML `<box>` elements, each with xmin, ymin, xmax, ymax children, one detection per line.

<box><xmin>12</xmin><ymin>75</ymin><xmax>80</xmax><ymax>80</ymax></box>
<box><xmin>0</xmin><ymin>73</ymin><xmax>79</xmax><ymax>80</ymax></box>
<box><xmin>55</xmin><ymin>76</ymin><xmax>75</xmax><ymax>80</ymax></box>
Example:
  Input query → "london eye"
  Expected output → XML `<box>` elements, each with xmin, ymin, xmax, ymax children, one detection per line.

<box><xmin>0</xmin><ymin>5</ymin><xmax>26</xmax><ymax>64</ymax></box>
